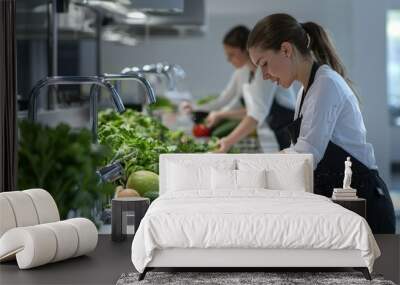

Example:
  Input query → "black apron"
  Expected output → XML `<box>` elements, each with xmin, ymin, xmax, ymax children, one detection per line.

<box><xmin>265</xmin><ymin>99</ymin><xmax>294</xmax><ymax>150</ymax></box>
<box><xmin>284</xmin><ymin>62</ymin><xmax>396</xmax><ymax>234</ymax></box>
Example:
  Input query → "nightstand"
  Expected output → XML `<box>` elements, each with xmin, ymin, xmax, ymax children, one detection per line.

<box><xmin>331</xmin><ymin>198</ymin><xmax>366</xmax><ymax>218</ymax></box>
<box><xmin>111</xmin><ymin>197</ymin><xmax>150</xmax><ymax>242</ymax></box>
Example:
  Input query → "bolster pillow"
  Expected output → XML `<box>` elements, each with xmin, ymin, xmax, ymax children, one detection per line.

<box><xmin>0</xmin><ymin>189</ymin><xmax>60</xmax><ymax>237</ymax></box>
<box><xmin>0</xmin><ymin>218</ymin><xmax>98</xmax><ymax>269</ymax></box>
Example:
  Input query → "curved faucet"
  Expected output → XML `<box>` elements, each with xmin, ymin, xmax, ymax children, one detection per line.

<box><xmin>28</xmin><ymin>76</ymin><xmax>125</xmax><ymax>122</ymax></box>
<box><xmin>121</xmin><ymin>62</ymin><xmax>185</xmax><ymax>91</ymax></box>
<box><xmin>102</xmin><ymin>73</ymin><xmax>156</xmax><ymax>104</ymax></box>
<box><xmin>161</xmin><ymin>63</ymin><xmax>186</xmax><ymax>82</ymax></box>
<box><xmin>90</xmin><ymin>72</ymin><xmax>156</xmax><ymax>143</ymax></box>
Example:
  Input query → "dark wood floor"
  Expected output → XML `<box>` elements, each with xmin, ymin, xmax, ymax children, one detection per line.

<box><xmin>0</xmin><ymin>235</ymin><xmax>398</xmax><ymax>285</ymax></box>
<box><xmin>0</xmin><ymin>235</ymin><xmax>135</xmax><ymax>285</ymax></box>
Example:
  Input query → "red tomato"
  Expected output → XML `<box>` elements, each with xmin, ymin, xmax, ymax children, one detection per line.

<box><xmin>192</xmin><ymin>124</ymin><xmax>211</xmax><ymax>137</ymax></box>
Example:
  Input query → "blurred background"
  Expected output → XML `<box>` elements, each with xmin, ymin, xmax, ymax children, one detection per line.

<box><xmin>14</xmin><ymin>0</ymin><xmax>400</xmax><ymax>231</ymax></box>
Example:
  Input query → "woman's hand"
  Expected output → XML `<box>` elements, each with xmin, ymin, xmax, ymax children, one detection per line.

<box><xmin>179</xmin><ymin>101</ymin><xmax>193</xmax><ymax>114</ymax></box>
<box><xmin>205</xmin><ymin>111</ymin><xmax>221</xmax><ymax>128</ymax></box>
<box><xmin>214</xmin><ymin>137</ymin><xmax>233</xmax><ymax>153</ymax></box>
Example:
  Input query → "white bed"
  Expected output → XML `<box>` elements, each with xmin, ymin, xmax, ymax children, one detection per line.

<box><xmin>131</xmin><ymin>154</ymin><xmax>380</xmax><ymax>280</ymax></box>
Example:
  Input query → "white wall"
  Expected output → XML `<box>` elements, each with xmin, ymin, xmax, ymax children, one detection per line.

<box><xmin>387</xmin><ymin>0</ymin><xmax>400</xmax><ymax>164</ymax></box>
<box><xmin>100</xmin><ymin>0</ymin><xmax>397</xmax><ymax>185</ymax></box>
<box><xmin>102</xmin><ymin>0</ymin><xmax>354</xmax><ymax>97</ymax></box>
<box><xmin>392</xmin><ymin>128</ymin><xmax>400</xmax><ymax>162</ymax></box>
<box><xmin>351</xmin><ymin>0</ymin><xmax>392</xmax><ymax>184</ymax></box>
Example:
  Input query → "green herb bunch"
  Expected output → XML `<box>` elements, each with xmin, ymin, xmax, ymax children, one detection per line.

<box><xmin>98</xmin><ymin>109</ymin><xmax>218</xmax><ymax>180</ymax></box>
<box><xmin>17</xmin><ymin>120</ymin><xmax>114</xmax><ymax>224</ymax></box>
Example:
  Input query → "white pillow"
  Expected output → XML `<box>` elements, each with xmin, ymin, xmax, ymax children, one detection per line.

<box><xmin>166</xmin><ymin>160</ymin><xmax>235</xmax><ymax>192</ymax></box>
<box><xmin>236</xmin><ymin>169</ymin><xmax>267</xmax><ymax>189</ymax></box>
<box><xmin>211</xmin><ymin>168</ymin><xmax>236</xmax><ymax>190</ymax></box>
<box><xmin>237</xmin><ymin>159</ymin><xmax>307</xmax><ymax>191</ymax></box>
<box><xmin>211</xmin><ymin>168</ymin><xmax>267</xmax><ymax>191</ymax></box>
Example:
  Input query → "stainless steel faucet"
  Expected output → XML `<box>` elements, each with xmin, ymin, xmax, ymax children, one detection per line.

<box><xmin>28</xmin><ymin>76</ymin><xmax>125</xmax><ymax>121</ymax></box>
<box><xmin>160</xmin><ymin>63</ymin><xmax>186</xmax><ymax>89</ymax></box>
<box><xmin>121</xmin><ymin>62</ymin><xmax>185</xmax><ymax>91</ymax></box>
<box><xmin>27</xmin><ymin>75</ymin><xmax>126</xmax><ymax>139</ymax></box>
<box><xmin>90</xmin><ymin>72</ymin><xmax>156</xmax><ymax>143</ymax></box>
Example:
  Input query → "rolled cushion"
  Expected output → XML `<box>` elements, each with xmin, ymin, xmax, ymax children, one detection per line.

<box><xmin>0</xmin><ymin>191</ymin><xmax>39</xmax><ymax>228</ymax></box>
<box><xmin>0</xmin><ymin>226</ymin><xmax>57</xmax><ymax>269</ymax></box>
<box><xmin>0</xmin><ymin>218</ymin><xmax>97</xmax><ymax>269</ymax></box>
<box><xmin>0</xmin><ymin>189</ymin><xmax>60</xmax><ymax>239</ymax></box>
<box><xmin>42</xmin><ymin>221</ymin><xmax>79</xmax><ymax>262</ymax></box>
<box><xmin>0</xmin><ymin>196</ymin><xmax>17</xmax><ymax>237</ymax></box>
<box><xmin>63</xmin><ymin>218</ymin><xmax>98</xmax><ymax>257</ymax></box>
<box><xmin>24</xmin><ymin>189</ymin><xmax>60</xmax><ymax>224</ymax></box>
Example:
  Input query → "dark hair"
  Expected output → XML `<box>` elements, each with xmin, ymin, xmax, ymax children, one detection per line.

<box><xmin>247</xmin><ymin>13</ymin><xmax>356</xmax><ymax>93</ymax></box>
<box><xmin>223</xmin><ymin>25</ymin><xmax>250</xmax><ymax>51</ymax></box>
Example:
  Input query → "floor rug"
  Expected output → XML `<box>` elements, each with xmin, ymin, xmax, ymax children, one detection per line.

<box><xmin>116</xmin><ymin>271</ymin><xmax>396</xmax><ymax>285</ymax></box>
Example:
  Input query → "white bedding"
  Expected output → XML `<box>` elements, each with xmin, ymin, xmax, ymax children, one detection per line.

<box><xmin>131</xmin><ymin>190</ymin><xmax>380</xmax><ymax>273</ymax></box>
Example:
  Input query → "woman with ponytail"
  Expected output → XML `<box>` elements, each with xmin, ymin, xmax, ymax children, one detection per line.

<box><xmin>247</xmin><ymin>13</ymin><xmax>395</xmax><ymax>233</ymax></box>
<box><xmin>181</xmin><ymin>25</ymin><xmax>298</xmax><ymax>151</ymax></box>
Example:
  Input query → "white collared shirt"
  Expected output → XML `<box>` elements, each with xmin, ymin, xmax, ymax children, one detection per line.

<box><xmin>289</xmin><ymin>65</ymin><xmax>377</xmax><ymax>170</ymax></box>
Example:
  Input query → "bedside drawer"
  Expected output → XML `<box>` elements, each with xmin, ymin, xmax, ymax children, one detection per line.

<box><xmin>331</xmin><ymin>198</ymin><xmax>366</xmax><ymax>219</ymax></box>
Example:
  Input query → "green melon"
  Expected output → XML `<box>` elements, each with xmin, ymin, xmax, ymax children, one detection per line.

<box><xmin>126</xmin><ymin>170</ymin><xmax>159</xmax><ymax>196</ymax></box>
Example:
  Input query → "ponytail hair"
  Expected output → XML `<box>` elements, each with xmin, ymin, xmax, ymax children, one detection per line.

<box><xmin>248</xmin><ymin>14</ymin><xmax>357</xmax><ymax>95</ymax></box>
<box><xmin>301</xmin><ymin>22</ymin><xmax>355</xmax><ymax>89</ymax></box>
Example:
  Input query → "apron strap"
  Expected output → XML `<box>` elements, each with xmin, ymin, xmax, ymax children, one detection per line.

<box><xmin>297</xmin><ymin>62</ymin><xmax>320</xmax><ymax>119</ymax></box>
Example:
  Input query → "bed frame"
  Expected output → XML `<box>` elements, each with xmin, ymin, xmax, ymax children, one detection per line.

<box><xmin>139</xmin><ymin>248</ymin><xmax>371</xmax><ymax>280</ymax></box>
<box><xmin>138</xmin><ymin>154</ymin><xmax>372</xmax><ymax>281</ymax></box>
